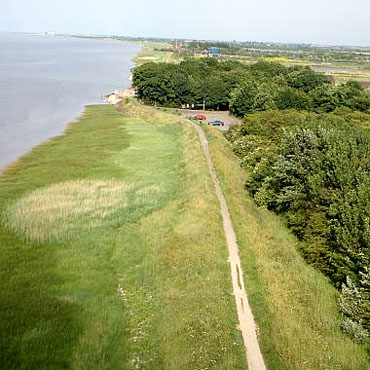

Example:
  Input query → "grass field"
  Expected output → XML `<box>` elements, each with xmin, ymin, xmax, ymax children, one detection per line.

<box><xmin>0</xmin><ymin>103</ymin><xmax>247</xmax><ymax>369</ymax></box>
<box><xmin>203</xmin><ymin>125</ymin><xmax>370</xmax><ymax>369</ymax></box>
<box><xmin>224</xmin><ymin>54</ymin><xmax>370</xmax><ymax>84</ymax></box>
<box><xmin>2</xmin><ymin>100</ymin><xmax>369</xmax><ymax>369</ymax></box>
<box><xmin>133</xmin><ymin>41</ymin><xmax>182</xmax><ymax>65</ymax></box>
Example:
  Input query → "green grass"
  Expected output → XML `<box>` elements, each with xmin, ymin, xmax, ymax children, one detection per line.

<box><xmin>0</xmin><ymin>104</ymin><xmax>246</xmax><ymax>369</ymax></box>
<box><xmin>223</xmin><ymin>54</ymin><xmax>370</xmax><ymax>84</ymax></box>
<box><xmin>203</xmin><ymin>126</ymin><xmax>370</xmax><ymax>370</ymax></box>
<box><xmin>6</xmin><ymin>100</ymin><xmax>367</xmax><ymax>370</ymax></box>
<box><xmin>133</xmin><ymin>41</ymin><xmax>182</xmax><ymax>65</ymax></box>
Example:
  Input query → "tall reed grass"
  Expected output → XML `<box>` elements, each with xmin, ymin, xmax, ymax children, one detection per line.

<box><xmin>4</xmin><ymin>180</ymin><xmax>164</xmax><ymax>242</ymax></box>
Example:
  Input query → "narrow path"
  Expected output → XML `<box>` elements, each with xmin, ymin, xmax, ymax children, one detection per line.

<box><xmin>190</xmin><ymin>122</ymin><xmax>267</xmax><ymax>370</ymax></box>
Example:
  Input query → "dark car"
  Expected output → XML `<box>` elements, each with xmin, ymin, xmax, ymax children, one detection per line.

<box><xmin>209</xmin><ymin>120</ymin><xmax>224</xmax><ymax>127</ymax></box>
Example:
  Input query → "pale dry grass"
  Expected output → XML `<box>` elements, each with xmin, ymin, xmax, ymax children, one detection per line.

<box><xmin>120</xmin><ymin>100</ymin><xmax>184</xmax><ymax>127</ymax></box>
<box><xmin>4</xmin><ymin>180</ymin><xmax>162</xmax><ymax>242</ymax></box>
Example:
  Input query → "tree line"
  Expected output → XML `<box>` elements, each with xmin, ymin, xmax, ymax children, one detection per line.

<box><xmin>132</xmin><ymin>59</ymin><xmax>370</xmax><ymax>114</ymax></box>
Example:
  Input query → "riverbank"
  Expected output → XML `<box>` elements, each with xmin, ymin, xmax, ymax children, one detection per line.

<box><xmin>0</xmin><ymin>103</ymin><xmax>248</xmax><ymax>369</ymax></box>
<box><xmin>0</xmin><ymin>33</ymin><xmax>140</xmax><ymax>173</ymax></box>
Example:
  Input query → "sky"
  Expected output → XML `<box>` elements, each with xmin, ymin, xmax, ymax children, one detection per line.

<box><xmin>0</xmin><ymin>0</ymin><xmax>368</xmax><ymax>46</ymax></box>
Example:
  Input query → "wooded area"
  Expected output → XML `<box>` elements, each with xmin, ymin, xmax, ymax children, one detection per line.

<box><xmin>132</xmin><ymin>59</ymin><xmax>370</xmax><ymax>113</ymax></box>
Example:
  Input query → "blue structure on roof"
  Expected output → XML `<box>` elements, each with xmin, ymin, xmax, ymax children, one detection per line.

<box><xmin>208</xmin><ymin>47</ymin><xmax>221</xmax><ymax>57</ymax></box>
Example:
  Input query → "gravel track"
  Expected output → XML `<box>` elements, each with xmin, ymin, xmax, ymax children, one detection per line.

<box><xmin>190</xmin><ymin>121</ymin><xmax>267</xmax><ymax>370</ymax></box>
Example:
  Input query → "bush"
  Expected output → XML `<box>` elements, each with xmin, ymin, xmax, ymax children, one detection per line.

<box><xmin>339</xmin><ymin>270</ymin><xmax>370</xmax><ymax>342</ymax></box>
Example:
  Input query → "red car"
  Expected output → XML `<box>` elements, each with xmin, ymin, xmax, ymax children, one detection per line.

<box><xmin>195</xmin><ymin>114</ymin><xmax>207</xmax><ymax>120</ymax></box>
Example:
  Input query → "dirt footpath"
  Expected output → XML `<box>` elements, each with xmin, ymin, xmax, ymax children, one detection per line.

<box><xmin>169</xmin><ymin>109</ymin><xmax>242</xmax><ymax>130</ymax></box>
<box><xmin>190</xmin><ymin>120</ymin><xmax>267</xmax><ymax>370</ymax></box>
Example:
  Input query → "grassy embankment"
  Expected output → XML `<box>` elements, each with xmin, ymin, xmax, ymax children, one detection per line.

<box><xmin>133</xmin><ymin>41</ymin><xmax>182</xmax><ymax>66</ymax></box>
<box><xmin>0</xmin><ymin>103</ymin><xmax>246</xmax><ymax>369</ymax></box>
<box><xmin>201</xmin><ymin>124</ymin><xmax>370</xmax><ymax>369</ymax></box>
<box><xmin>2</xmin><ymin>96</ymin><xmax>368</xmax><ymax>369</ymax></box>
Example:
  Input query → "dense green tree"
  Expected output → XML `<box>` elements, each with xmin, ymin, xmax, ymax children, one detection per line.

<box><xmin>139</xmin><ymin>74</ymin><xmax>176</xmax><ymax>105</ymax></box>
<box><xmin>203</xmin><ymin>74</ymin><xmax>229</xmax><ymax>109</ymax></box>
<box><xmin>245</xmin><ymin>122</ymin><xmax>370</xmax><ymax>284</ymax></box>
<box><xmin>310</xmin><ymin>85</ymin><xmax>341</xmax><ymax>112</ymax></box>
<box><xmin>229</xmin><ymin>80</ymin><xmax>258</xmax><ymax>116</ymax></box>
<box><xmin>229</xmin><ymin>81</ymin><xmax>278</xmax><ymax>116</ymax></box>
<box><xmin>248</xmin><ymin>60</ymin><xmax>288</xmax><ymax>77</ymax></box>
<box><xmin>349</xmin><ymin>94</ymin><xmax>370</xmax><ymax>112</ymax></box>
<box><xmin>275</xmin><ymin>87</ymin><xmax>312</xmax><ymax>110</ymax></box>
<box><xmin>335</xmin><ymin>82</ymin><xmax>370</xmax><ymax>112</ymax></box>
<box><xmin>285</xmin><ymin>67</ymin><xmax>330</xmax><ymax>92</ymax></box>
<box><xmin>222</xmin><ymin>69</ymin><xmax>251</xmax><ymax>94</ymax></box>
<box><xmin>168</xmin><ymin>70</ymin><xmax>193</xmax><ymax>105</ymax></box>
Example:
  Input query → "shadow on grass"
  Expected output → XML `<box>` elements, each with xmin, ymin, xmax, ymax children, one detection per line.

<box><xmin>0</xmin><ymin>231</ymin><xmax>82</xmax><ymax>369</ymax></box>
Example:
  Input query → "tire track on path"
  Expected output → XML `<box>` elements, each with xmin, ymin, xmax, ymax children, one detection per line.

<box><xmin>190</xmin><ymin>121</ymin><xmax>267</xmax><ymax>370</ymax></box>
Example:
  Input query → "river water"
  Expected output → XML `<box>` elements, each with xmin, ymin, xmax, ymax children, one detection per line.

<box><xmin>0</xmin><ymin>33</ymin><xmax>140</xmax><ymax>172</ymax></box>
<box><xmin>312</xmin><ymin>66</ymin><xmax>364</xmax><ymax>73</ymax></box>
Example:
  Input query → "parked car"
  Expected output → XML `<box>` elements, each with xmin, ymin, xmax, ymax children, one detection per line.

<box><xmin>209</xmin><ymin>120</ymin><xmax>224</xmax><ymax>127</ymax></box>
<box><xmin>195</xmin><ymin>114</ymin><xmax>207</xmax><ymax>120</ymax></box>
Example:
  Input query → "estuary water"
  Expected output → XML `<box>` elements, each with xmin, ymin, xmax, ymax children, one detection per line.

<box><xmin>0</xmin><ymin>33</ymin><xmax>141</xmax><ymax>172</ymax></box>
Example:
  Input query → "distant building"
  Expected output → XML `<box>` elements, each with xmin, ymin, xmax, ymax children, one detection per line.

<box><xmin>208</xmin><ymin>47</ymin><xmax>221</xmax><ymax>57</ymax></box>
